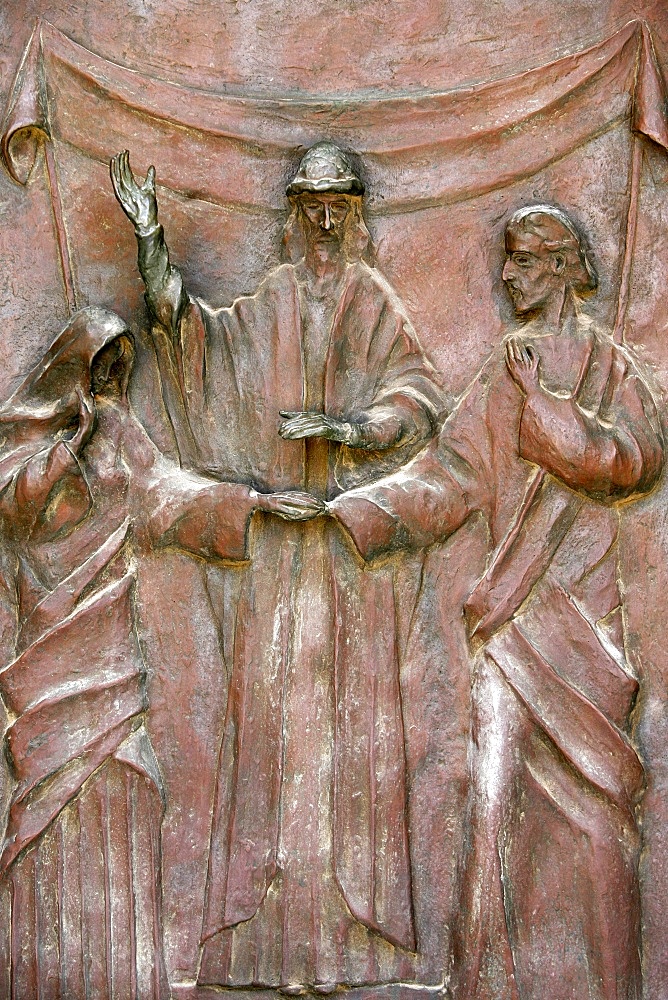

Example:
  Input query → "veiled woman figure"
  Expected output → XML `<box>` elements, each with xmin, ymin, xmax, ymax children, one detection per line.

<box><xmin>0</xmin><ymin>307</ymin><xmax>315</xmax><ymax>999</ymax></box>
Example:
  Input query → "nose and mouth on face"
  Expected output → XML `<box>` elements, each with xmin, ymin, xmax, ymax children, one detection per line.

<box><xmin>300</xmin><ymin>196</ymin><xmax>351</xmax><ymax>244</ymax></box>
<box><xmin>320</xmin><ymin>203</ymin><xmax>334</xmax><ymax>232</ymax></box>
<box><xmin>502</xmin><ymin>260</ymin><xmax>527</xmax><ymax>310</ymax></box>
<box><xmin>502</xmin><ymin>240</ymin><xmax>561</xmax><ymax>315</ymax></box>
<box><xmin>316</xmin><ymin>222</ymin><xmax>339</xmax><ymax>243</ymax></box>
<box><xmin>311</xmin><ymin>202</ymin><xmax>335</xmax><ymax>234</ymax></box>
<box><xmin>504</xmin><ymin>277</ymin><xmax>524</xmax><ymax>305</ymax></box>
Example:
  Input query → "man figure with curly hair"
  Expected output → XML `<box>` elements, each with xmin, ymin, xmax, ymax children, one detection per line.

<box><xmin>330</xmin><ymin>205</ymin><xmax>663</xmax><ymax>999</ymax></box>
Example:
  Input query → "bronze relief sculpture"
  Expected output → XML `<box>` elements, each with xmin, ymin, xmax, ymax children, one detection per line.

<box><xmin>331</xmin><ymin>204</ymin><xmax>664</xmax><ymax>998</ymax></box>
<box><xmin>0</xmin><ymin>9</ymin><xmax>667</xmax><ymax>1000</ymax></box>
<box><xmin>111</xmin><ymin>141</ymin><xmax>441</xmax><ymax>990</ymax></box>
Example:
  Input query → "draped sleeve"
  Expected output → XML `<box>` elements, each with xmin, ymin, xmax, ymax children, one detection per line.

<box><xmin>1</xmin><ymin>441</ymin><xmax>92</xmax><ymax>544</ymax></box>
<box><xmin>519</xmin><ymin>341</ymin><xmax>663</xmax><ymax>500</ymax></box>
<box><xmin>329</xmin><ymin>361</ymin><xmax>495</xmax><ymax>558</ymax></box>
<box><xmin>146</xmin><ymin>469</ymin><xmax>256</xmax><ymax>563</ymax></box>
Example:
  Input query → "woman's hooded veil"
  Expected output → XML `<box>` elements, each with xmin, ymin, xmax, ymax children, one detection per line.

<box><xmin>0</xmin><ymin>307</ymin><xmax>130</xmax><ymax>492</ymax></box>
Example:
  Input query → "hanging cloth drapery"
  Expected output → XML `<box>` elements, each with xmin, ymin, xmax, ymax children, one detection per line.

<box><xmin>1</xmin><ymin>19</ymin><xmax>667</xmax><ymax>214</ymax></box>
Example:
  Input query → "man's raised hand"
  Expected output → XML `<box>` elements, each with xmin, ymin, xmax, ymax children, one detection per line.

<box><xmin>110</xmin><ymin>150</ymin><xmax>158</xmax><ymax>234</ymax></box>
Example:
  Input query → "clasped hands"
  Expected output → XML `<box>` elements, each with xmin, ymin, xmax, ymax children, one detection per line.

<box><xmin>252</xmin><ymin>409</ymin><xmax>365</xmax><ymax>521</ymax></box>
<box><xmin>253</xmin><ymin>491</ymin><xmax>326</xmax><ymax>521</ymax></box>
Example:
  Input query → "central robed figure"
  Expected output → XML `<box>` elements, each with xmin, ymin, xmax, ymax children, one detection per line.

<box><xmin>112</xmin><ymin>142</ymin><xmax>442</xmax><ymax>990</ymax></box>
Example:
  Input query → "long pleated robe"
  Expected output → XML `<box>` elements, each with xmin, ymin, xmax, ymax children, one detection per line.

<box><xmin>140</xmin><ymin>231</ymin><xmax>442</xmax><ymax>987</ymax></box>
<box><xmin>330</xmin><ymin>320</ymin><xmax>664</xmax><ymax>1000</ymax></box>
<box><xmin>0</xmin><ymin>318</ymin><xmax>257</xmax><ymax>999</ymax></box>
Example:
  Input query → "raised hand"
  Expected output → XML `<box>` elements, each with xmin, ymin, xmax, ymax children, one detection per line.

<box><xmin>254</xmin><ymin>490</ymin><xmax>326</xmax><ymax>521</ymax></box>
<box><xmin>67</xmin><ymin>386</ymin><xmax>96</xmax><ymax>455</ymax></box>
<box><xmin>505</xmin><ymin>337</ymin><xmax>540</xmax><ymax>395</ymax></box>
<box><xmin>110</xmin><ymin>150</ymin><xmax>158</xmax><ymax>233</ymax></box>
<box><xmin>279</xmin><ymin>411</ymin><xmax>360</xmax><ymax>445</ymax></box>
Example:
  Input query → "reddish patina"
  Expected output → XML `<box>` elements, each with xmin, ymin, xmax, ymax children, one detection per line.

<box><xmin>0</xmin><ymin>5</ymin><xmax>667</xmax><ymax>999</ymax></box>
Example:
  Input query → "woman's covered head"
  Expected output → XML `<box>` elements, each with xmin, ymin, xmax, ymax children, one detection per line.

<box><xmin>0</xmin><ymin>307</ymin><xmax>133</xmax><ymax>491</ymax></box>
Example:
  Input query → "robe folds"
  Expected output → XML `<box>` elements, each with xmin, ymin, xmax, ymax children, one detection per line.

<box><xmin>331</xmin><ymin>321</ymin><xmax>664</xmax><ymax>1000</ymax></box>
<box><xmin>0</xmin><ymin>312</ymin><xmax>258</xmax><ymax>998</ymax></box>
<box><xmin>0</xmin><ymin>427</ymin><xmax>256</xmax><ymax>1000</ymax></box>
<box><xmin>144</xmin><ymin>244</ymin><xmax>443</xmax><ymax>986</ymax></box>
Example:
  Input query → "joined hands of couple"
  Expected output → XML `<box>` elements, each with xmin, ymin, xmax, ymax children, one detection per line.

<box><xmin>252</xmin><ymin>490</ymin><xmax>326</xmax><ymax>521</ymax></box>
<box><xmin>250</xmin><ymin>408</ymin><xmax>360</xmax><ymax>522</ymax></box>
<box><xmin>64</xmin><ymin>391</ymin><xmax>331</xmax><ymax>522</ymax></box>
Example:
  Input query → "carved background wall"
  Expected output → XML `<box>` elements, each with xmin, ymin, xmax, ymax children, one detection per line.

<box><xmin>1</xmin><ymin>0</ymin><xmax>668</xmax><ymax>995</ymax></box>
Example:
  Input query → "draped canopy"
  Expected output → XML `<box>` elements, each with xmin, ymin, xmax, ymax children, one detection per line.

<box><xmin>1</xmin><ymin>18</ymin><xmax>667</xmax><ymax>214</ymax></box>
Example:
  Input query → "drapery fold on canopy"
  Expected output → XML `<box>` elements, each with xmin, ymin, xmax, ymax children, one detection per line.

<box><xmin>1</xmin><ymin>19</ymin><xmax>667</xmax><ymax>213</ymax></box>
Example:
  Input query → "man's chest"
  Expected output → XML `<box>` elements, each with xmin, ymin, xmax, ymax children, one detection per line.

<box><xmin>522</xmin><ymin>331</ymin><xmax>593</xmax><ymax>397</ymax></box>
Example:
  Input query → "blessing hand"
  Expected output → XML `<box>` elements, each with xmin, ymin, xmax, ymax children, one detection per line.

<box><xmin>278</xmin><ymin>411</ymin><xmax>360</xmax><ymax>445</ymax></box>
<box><xmin>505</xmin><ymin>337</ymin><xmax>540</xmax><ymax>395</ymax></box>
<box><xmin>110</xmin><ymin>150</ymin><xmax>158</xmax><ymax>233</ymax></box>
<box><xmin>254</xmin><ymin>490</ymin><xmax>326</xmax><ymax>521</ymax></box>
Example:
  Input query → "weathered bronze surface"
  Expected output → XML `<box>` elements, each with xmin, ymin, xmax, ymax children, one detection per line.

<box><xmin>0</xmin><ymin>3</ymin><xmax>667</xmax><ymax>998</ymax></box>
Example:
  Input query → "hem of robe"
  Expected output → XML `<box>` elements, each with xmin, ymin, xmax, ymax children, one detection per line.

<box><xmin>6</xmin><ymin>757</ymin><xmax>169</xmax><ymax>999</ymax></box>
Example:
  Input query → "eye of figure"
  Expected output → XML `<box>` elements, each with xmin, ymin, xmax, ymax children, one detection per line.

<box><xmin>302</xmin><ymin>200</ymin><xmax>328</xmax><ymax>215</ymax></box>
<box><xmin>512</xmin><ymin>253</ymin><xmax>534</xmax><ymax>268</ymax></box>
<box><xmin>329</xmin><ymin>201</ymin><xmax>350</xmax><ymax>219</ymax></box>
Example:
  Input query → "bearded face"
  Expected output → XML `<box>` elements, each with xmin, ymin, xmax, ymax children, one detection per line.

<box><xmin>297</xmin><ymin>193</ymin><xmax>354</xmax><ymax>253</ymax></box>
<box><xmin>501</xmin><ymin>227</ymin><xmax>566</xmax><ymax>315</ymax></box>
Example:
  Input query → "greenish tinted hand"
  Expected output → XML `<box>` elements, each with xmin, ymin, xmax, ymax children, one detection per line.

<box><xmin>110</xmin><ymin>150</ymin><xmax>158</xmax><ymax>234</ymax></box>
<box><xmin>278</xmin><ymin>411</ymin><xmax>361</xmax><ymax>445</ymax></box>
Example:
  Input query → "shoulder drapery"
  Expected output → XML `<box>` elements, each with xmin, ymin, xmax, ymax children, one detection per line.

<box><xmin>150</xmin><ymin>261</ymin><xmax>441</xmax><ymax>492</ymax></box>
<box><xmin>330</xmin><ymin>336</ymin><xmax>662</xmax><ymax>816</ymax></box>
<box><xmin>1</xmin><ymin>20</ymin><xmax>667</xmax><ymax>213</ymax></box>
<box><xmin>331</xmin><ymin>331</ymin><xmax>663</xmax><ymax>578</ymax></box>
<box><xmin>0</xmin><ymin>401</ymin><xmax>257</xmax><ymax>873</ymax></box>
